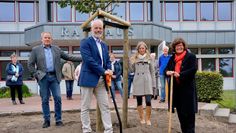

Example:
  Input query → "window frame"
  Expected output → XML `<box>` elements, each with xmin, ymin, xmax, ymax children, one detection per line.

<box><xmin>0</xmin><ymin>1</ymin><xmax>15</xmax><ymax>22</ymax></box>
<box><xmin>18</xmin><ymin>1</ymin><xmax>35</xmax><ymax>22</ymax></box>
<box><xmin>129</xmin><ymin>2</ymin><xmax>144</xmax><ymax>22</ymax></box>
<box><xmin>165</xmin><ymin>2</ymin><xmax>180</xmax><ymax>21</ymax></box>
<box><xmin>56</xmin><ymin>2</ymin><xmax>72</xmax><ymax>22</ymax></box>
<box><xmin>200</xmin><ymin>2</ymin><xmax>214</xmax><ymax>21</ymax></box>
<box><xmin>182</xmin><ymin>2</ymin><xmax>197</xmax><ymax>21</ymax></box>
<box><xmin>217</xmin><ymin>2</ymin><xmax>232</xmax><ymax>21</ymax></box>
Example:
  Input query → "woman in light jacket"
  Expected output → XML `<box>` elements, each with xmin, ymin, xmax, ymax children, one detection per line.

<box><xmin>130</xmin><ymin>41</ymin><xmax>156</xmax><ymax>126</ymax></box>
<box><xmin>6</xmin><ymin>54</ymin><xmax>25</xmax><ymax>105</ymax></box>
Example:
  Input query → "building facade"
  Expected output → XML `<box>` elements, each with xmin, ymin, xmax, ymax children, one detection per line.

<box><xmin>0</xmin><ymin>0</ymin><xmax>235</xmax><ymax>93</ymax></box>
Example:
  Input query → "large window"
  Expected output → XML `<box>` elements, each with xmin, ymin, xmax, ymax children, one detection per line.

<box><xmin>60</xmin><ymin>46</ymin><xmax>69</xmax><ymax>54</ymax></box>
<box><xmin>201</xmin><ymin>48</ymin><xmax>215</xmax><ymax>54</ymax></box>
<box><xmin>0</xmin><ymin>61</ymin><xmax>8</xmax><ymax>80</ymax></box>
<box><xmin>183</xmin><ymin>2</ymin><xmax>196</xmax><ymax>21</ymax></box>
<box><xmin>218</xmin><ymin>2</ymin><xmax>232</xmax><ymax>21</ymax></box>
<box><xmin>147</xmin><ymin>2</ymin><xmax>152</xmax><ymax>21</ymax></box>
<box><xmin>0</xmin><ymin>2</ymin><xmax>15</xmax><ymax>22</ymax></box>
<box><xmin>188</xmin><ymin>48</ymin><xmax>198</xmax><ymax>55</ymax></box>
<box><xmin>19</xmin><ymin>2</ymin><xmax>34</xmax><ymax>22</ymax></box>
<box><xmin>19</xmin><ymin>60</ymin><xmax>33</xmax><ymax>80</ymax></box>
<box><xmin>75</xmin><ymin>12</ymin><xmax>89</xmax><ymax>22</ymax></box>
<box><xmin>129</xmin><ymin>2</ymin><xmax>144</xmax><ymax>21</ymax></box>
<box><xmin>200</xmin><ymin>2</ymin><xmax>214</xmax><ymax>21</ymax></box>
<box><xmin>48</xmin><ymin>2</ymin><xmax>53</xmax><ymax>22</ymax></box>
<box><xmin>202</xmin><ymin>58</ymin><xmax>216</xmax><ymax>71</ymax></box>
<box><xmin>111</xmin><ymin>46</ymin><xmax>123</xmax><ymax>54</ymax></box>
<box><xmin>57</xmin><ymin>3</ymin><xmax>71</xmax><ymax>22</ymax></box>
<box><xmin>72</xmin><ymin>46</ymin><xmax>80</xmax><ymax>55</ymax></box>
<box><xmin>219</xmin><ymin>48</ymin><xmax>234</xmax><ymax>54</ymax></box>
<box><xmin>219</xmin><ymin>58</ymin><xmax>233</xmax><ymax>77</ymax></box>
<box><xmin>0</xmin><ymin>51</ymin><xmax>16</xmax><ymax>57</ymax></box>
<box><xmin>112</xmin><ymin>2</ymin><xmax>126</xmax><ymax>20</ymax></box>
<box><xmin>165</xmin><ymin>2</ymin><xmax>179</xmax><ymax>21</ymax></box>
<box><xmin>19</xmin><ymin>51</ymin><xmax>31</xmax><ymax>57</ymax></box>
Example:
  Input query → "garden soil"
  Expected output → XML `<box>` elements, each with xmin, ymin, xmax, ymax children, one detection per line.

<box><xmin>0</xmin><ymin>110</ymin><xmax>235</xmax><ymax>133</ymax></box>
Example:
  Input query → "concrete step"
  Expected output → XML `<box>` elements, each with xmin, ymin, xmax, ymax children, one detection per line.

<box><xmin>229</xmin><ymin>114</ymin><xmax>236</xmax><ymax>124</ymax></box>
<box><xmin>214</xmin><ymin>108</ymin><xmax>230</xmax><ymax>123</ymax></box>
<box><xmin>200</xmin><ymin>103</ymin><xmax>218</xmax><ymax>116</ymax></box>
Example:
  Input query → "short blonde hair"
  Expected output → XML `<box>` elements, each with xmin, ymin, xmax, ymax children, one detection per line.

<box><xmin>10</xmin><ymin>53</ymin><xmax>17</xmax><ymax>59</ymax></box>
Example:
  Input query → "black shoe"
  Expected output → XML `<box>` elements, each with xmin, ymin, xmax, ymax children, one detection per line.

<box><xmin>19</xmin><ymin>100</ymin><xmax>25</xmax><ymax>104</ymax></box>
<box><xmin>159</xmin><ymin>100</ymin><xmax>165</xmax><ymax>103</ymax></box>
<box><xmin>42</xmin><ymin>121</ymin><xmax>50</xmax><ymax>128</ymax></box>
<box><xmin>154</xmin><ymin>95</ymin><xmax>158</xmax><ymax>100</ymax></box>
<box><xmin>12</xmin><ymin>100</ymin><xmax>17</xmax><ymax>105</ymax></box>
<box><xmin>55</xmin><ymin>121</ymin><xmax>63</xmax><ymax>127</ymax></box>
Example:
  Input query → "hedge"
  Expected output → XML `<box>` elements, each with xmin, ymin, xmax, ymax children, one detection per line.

<box><xmin>0</xmin><ymin>84</ymin><xmax>32</xmax><ymax>98</ymax></box>
<box><xmin>196</xmin><ymin>71</ymin><xmax>223</xmax><ymax>103</ymax></box>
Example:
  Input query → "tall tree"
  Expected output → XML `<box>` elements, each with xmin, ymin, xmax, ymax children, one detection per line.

<box><xmin>58</xmin><ymin>0</ymin><xmax>119</xmax><ymax>13</ymax></box>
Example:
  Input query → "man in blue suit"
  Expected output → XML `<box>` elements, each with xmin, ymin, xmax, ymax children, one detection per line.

<box><xmin>79</xmin><ymin>19</ymin><xmax>113</xmax><ymax>133</ymax></box>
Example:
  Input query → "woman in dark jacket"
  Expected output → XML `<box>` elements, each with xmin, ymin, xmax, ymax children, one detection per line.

<box><xmin>6</xmin><ymin>54</ymin><xmax>25</xmax><ymax>105</ymax></box>
<box><xmin>165</xmin><ymin>38</ymin><xmax>197</xmax><ymax>133</ymax></box>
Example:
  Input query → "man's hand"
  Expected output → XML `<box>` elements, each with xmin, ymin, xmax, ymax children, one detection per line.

<box><xmin>173</xmin><ymin>71</ymin><xmax>180</xmax><ymax>77</ymax></box>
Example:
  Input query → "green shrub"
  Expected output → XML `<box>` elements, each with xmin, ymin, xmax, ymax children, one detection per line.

<box><xmin>0</xmin><ymin>84</ymin><xmax>32</xmax><ymax>98</ymax></box>
<box><xmin>196</xmin><ymin>71</ymin><xmax>223</xmax><ymax>103</ymax></box>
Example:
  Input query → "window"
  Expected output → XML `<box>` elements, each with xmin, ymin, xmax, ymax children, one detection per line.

<box><xmin>0</xmin><ymin>51</ymin><xmax>16</xmax><ymax>57</ymax></box>
<box><xmin>19</xmin><ymin>60</ymin><xmax>34</xmax><ymax>80</ymax></box>
<box><xmin>48</xmin><ymin>2</ymin><xmax>53</xmax><ymax>22</ymax></box>
<box><xmin>183</xmin><ymin>2</ymin><xmax>196</xmax><ymax>21</ymax></box>
<box><xmin>188</xmin><ymin>48</ymin><xmax>198</xmax><ymax>55</ymax></box>
<box><xmin>131</xmin><ymin>46</ymin><xmax>136</xmax><ymax>54</ymax></box>
<box><xmin>219</xmin><ymin>58</ymin><xmax>233</xmax><ymax>77</ymax></box>
<box><xmin>219</xmin><ymin>48</ymin><xmax>234</xmax><ymax>54</ymax></box>
<box><xmin>60</xmin><ymin>46</ymin><xmax>69</xmax><ymax>54</ymax></box>
<box><xmin>0</xmin><ymin>61</ymin><xmax>9</xmax><ymax>80</ymax></box>
<box><xmin>19</xmin><ymin>2</ymin><xmax>34</xmax><ymax>22</ymax></box>
<box><xmin>19</xmin><ymin>51</ymin><xmax>31</xmax><ymax>57</ymax></box>
<box><xmin>129</xmin><ymin>2</ymin><xmax>144</xmax><ymax>21</ymax></box>
<box><xmin>75</xmin><ymin>12</ymin><xmax>89</xmax><ymax>22</ymax></box>
<box><xmin>57</xmin><ymin>3</ymin><xmax>71</xmax><ymax>22</ymax></box>
<box><xmin>202</xmin><ymin>58</ymin><xmax>216</xmax><ymax>71</ymax></box>
<box><xmin>200</xmin><ymin>2</ymin><xmax>214</xmax><ymax>21</ymax></box>
<box><xmin>112</xmin><ymin>2</ymin><xmax>126</xmax><ymax>20</ymax></box>
<box><xmin>72</xmin><ymin>46</ymin><xmax>80</xmax><ymax>55</ymax></box>
<box><xmin>218</xmin><ymin>2</ymin><xmax>232</xmax><ymax>21</ymax></box>
<box><xmin>165</xmin><ymin>2</ymin><xmax>179</xmax><ymax>21</ymax></box>
<box><xmin>111</xmin><ymin>46</ymin><xmax>123</xmax><ymax>54</ymax></box>
<box><xmin>147</xmin><ymin>2</ymin><xmax>152</xmax><ymax>21</ymax></box>
<box><xmin>0</xmin><ymin>2</ymin><xmax>15</xmax><ymax>22</ymax></box>
<box><xmin>201</xmin><ymin>48</ymin><xmax>215</xmax><ymax>54</ymax></box>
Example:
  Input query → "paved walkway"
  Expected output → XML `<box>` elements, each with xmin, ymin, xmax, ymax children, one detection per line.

<box><xmin>0</xmin><ymin>94</ymin><xmax>206</xmax><ymax>116</ymax></box>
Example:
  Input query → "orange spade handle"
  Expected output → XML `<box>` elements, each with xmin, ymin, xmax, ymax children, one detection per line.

<box><xmin>106</xmin><ymin>74</ymin><xmax>112</xmax><ymax>87</ymax></box>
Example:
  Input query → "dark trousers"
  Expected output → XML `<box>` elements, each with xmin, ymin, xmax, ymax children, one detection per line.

<box><xmin>136</xmin><ymin>95</ymin><xmax>152</xmax><ymax>106</ymax></box>
<box><xmin>65</xmin><ymin>80</ymin><xmax>74</xmax><ymax>98</ymax></box>
<box><xmin>176</xmin><ymin>107</ymin><xmax>195</xmax><ymax>133</ymax></box>
<box><xmin>10</xmin><ymin>85</ymin><xmax>23</xmax><ymax>101</ymax></box>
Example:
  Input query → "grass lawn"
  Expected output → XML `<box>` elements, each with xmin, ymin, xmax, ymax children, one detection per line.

<box><xmin>212</xmin><ymin>90</ymin><xmax>236</xmax><ymax>112</ymax></box>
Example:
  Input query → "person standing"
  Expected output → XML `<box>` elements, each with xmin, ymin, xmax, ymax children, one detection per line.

<box><xmin>130</xmin><ymin>41</ymin><xmax>156</xmax><ymax>126</ymax></box>
<box><xmin>28</xmin><ymin>32</ymin><xmax>81</xmax><ymax>128</ymax></box>
<box><xmin>110</xmin><ymin>53</ymin><xmax>123</xmax><ymax>100</ymax></box>
<box><xmin>62</xmin><ymin>61</ymin><xmax>75</xmax><ymax>100</ymax></box>
<box><xmin>79</xmin><ymin>19</ymin><xmax>113</xmax><ymax>133</ymax></box>
<box><xmin>158</xmin><ymin>46</ymin><xmax>171</xmax><ymax>103</ymax></box>
<box><xmin>6</xmin><ymin>54</ymin><xmax>25</xmax><ymax>105</ymax></box>
<box><xmin>165</xmin><ymin>37</ymin><xmax>198</xmax><ymax>133</ymax></box>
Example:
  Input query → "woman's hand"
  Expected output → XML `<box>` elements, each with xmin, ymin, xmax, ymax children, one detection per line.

<box><xmin>166</xmin><ymin>71</ymin><xmax>174</xmax><ymax>76</ymax></box>
<box><xmin>173</xmin><ymin>72</ymin><xmax>180</xmax><ymax>77</ymax></box>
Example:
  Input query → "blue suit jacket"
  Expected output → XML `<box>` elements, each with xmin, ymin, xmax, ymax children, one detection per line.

<box><xmin>79</xmin><ymin>36</ymin><xmax>111</xmax><ymax>87</ymax></box>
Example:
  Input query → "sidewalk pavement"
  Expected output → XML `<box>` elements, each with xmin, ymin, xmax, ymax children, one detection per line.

<box><xmin>0</xmin><ymin>94</ymin><xmax>206</xmax><ymax>116</ymax></box>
